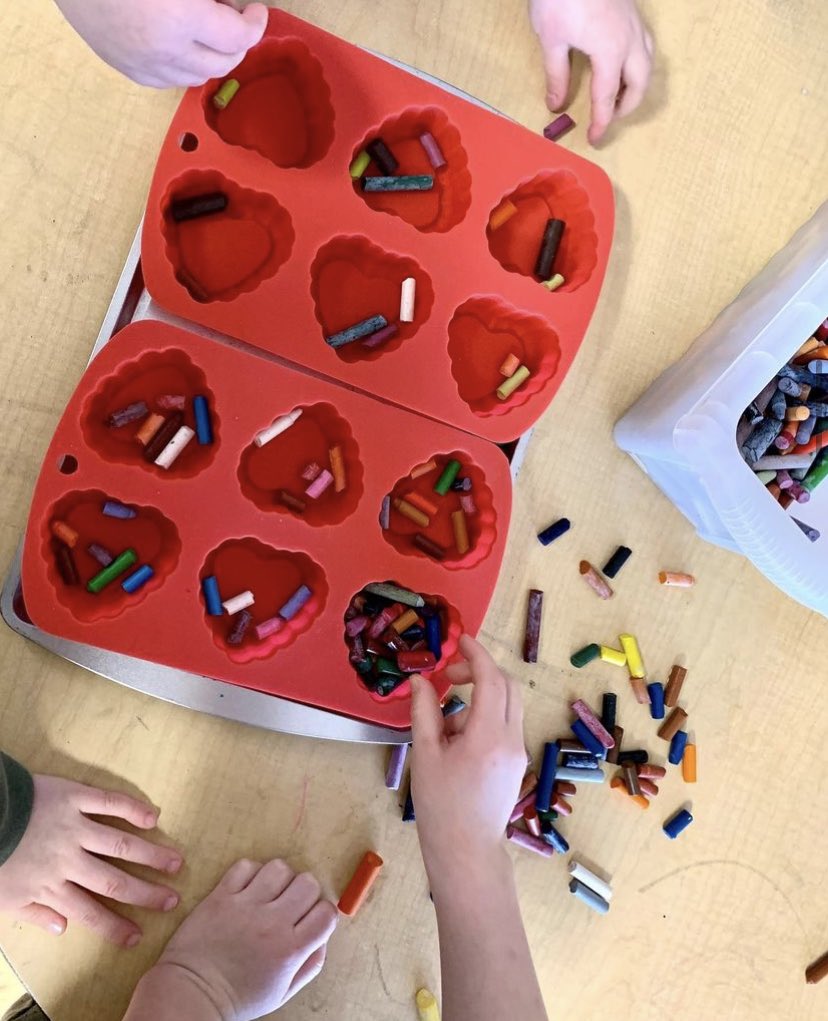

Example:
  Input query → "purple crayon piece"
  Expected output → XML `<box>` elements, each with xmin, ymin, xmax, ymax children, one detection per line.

<box><xmin>379</xmin><ymin>494</ymin><xmax>391</xmax><ymax>529</ymax></box>
<box><xmin>543</xmin><ymin>114</ymin><xmax>576</xmax><ymax>142</ymax></box>
<box><xmin>362</xmin><ymin>322</ymin><xmax>400</xmax><ymax>350</ymax></box>
<box><xmin>227</xmin><ymin>610</ymin><xmax>253</xmax><ymax>646</ymax></box>
<box><xmin>385</xmin><ymin>744</ymin><xmax>409</xmax><ymax>791</ymax></box>
<box><xmin>102</xmin><ymin>500</ymin><xmax>136</xmax><ymax>520</ymax></box>
<box><xmin>279</xmin><ymin>584</ymin><xmax>312</xmax><ymax>621</ymax></box>
<box><xmin>107</xmin><ymin>401</ymin><xmax>148</xmax><ymax>428</ymax></box>
<box><xmin>87</xmin><ymin>543</ymin><xmax>114</xmax><ymax>567</ymax></box>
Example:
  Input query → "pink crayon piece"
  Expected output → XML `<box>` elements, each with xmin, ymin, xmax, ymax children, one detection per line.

<box><xmin>255</xmin><ymin>616</ymin><xmax>284</xmax><ymax>641</ymax></box>
<box><xmin>418</xmin><ymin>131</ymin><xmax>447</xmax><ymax>169</ymax></box>
<box><xmin>345</xmin><ymin>615</ymin><xmax>370</xmax><ymax>638</ymax></box>
<box><xmin>460</xmin><ymin>493</ymin><xmax>477</xmax><ymax>515</ymax></box>
<box><xmin>509</xmin><ymin>790</ymin><xmax>537</xmax><ymax>825</ymax></box>
<box><xmin>157</xmin><ymin>394</ymin><xmax>187</xmax><ymax>410</ymax></box>
<box><xmin>305</xmin><ymin>468</ymin><xmax>334</xmax><ymax>499</ymax></box>
<box><xmin>362</xmin><ymin>322</ymin><xmax>399</xmax><ymax>349</ymax></box>
<box><xmin>302</xmin><ymin>462</ymin><xmax>322</xmax><ymax>481</ymax></box>
<box><xmin>506</xmin><ymin>825</ymin><xmax>555</xmax><ymax>858</ymax></box>
<box><xmin>571</xmin><ymin>699</ymin><xmax>615</xmax><ymax>749</ymax></box>
<box><xmin>543</xmin><ymin>114</ymin><xmax>575</xmax><ymax>142</ymax></box>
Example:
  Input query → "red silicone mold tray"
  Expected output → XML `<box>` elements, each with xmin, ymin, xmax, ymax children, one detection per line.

<box><xmin>22</xmin><ymin>321</ymin><xmax>512</xmax><ymax>728</ymax></box>
<box><xmin>140</xmin><ymin>9</ymin><xmax>614</xmax><ymax>444</ymax></box>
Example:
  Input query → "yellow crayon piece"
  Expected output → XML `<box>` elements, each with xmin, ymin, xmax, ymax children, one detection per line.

<box><xmin>213</xmin><ymin>78</ymin><xmax>240</xmax><ymax>109</ymax></box>
<box><xmin>416</xmin><ymin>988</ymin><xmax>441</xmax><ymax>1021</ymax></box>
<box><xmin>599</xmin><ymin>645</ymin><xmax>627</xmax><ymax>667</ymax></box>
<box><xmin>349</xmin><ymin>150</ymin><xmax>371</xmax><ymax>179</ymax></box>
<box><xmin>496</xmin><ymin>365</ymin><xmax>531</xmax><ymax>400</ymax></box>
<box><xmin>542</xmin><ymin>273</ymin><xmax>565</xmax><ymax>291</ymax></box>
<box><xmin>619</xmin><ymin>634</ymin><xmax>645</xmax><ymax>678</ymax></box>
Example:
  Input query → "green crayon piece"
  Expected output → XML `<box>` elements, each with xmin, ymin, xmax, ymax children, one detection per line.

<box><xmin>87</xmin><ymin>549</ymin><xmax>137</xmax><ymax>593</ymax></box>
<box><xmin>570</xmin><ymin>643</ymin><xmax>601</xmax><ymax>668</ymax></box>
<box><xmin>434</xmin><ymin>459</ymin><xmax>461</xmax><ymax>495</ymax></box>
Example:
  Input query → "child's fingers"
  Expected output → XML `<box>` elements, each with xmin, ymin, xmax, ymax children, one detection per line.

<box><xmin>457</xmin><ymin>635</ymin><xmax>509</xmax><ymax>724</ymax></box>
<box><xmin>16</xmin><ymin>902</ymin><xmax>67</xmax><ymax>936</ymax></box>
<box><xmin>218</xmin><ymin>858</ymin><xmax>264</xmax><ymax>893</ymax></box>
<box><xmin>76</xmin><ymin>856</ymin><xmax>179</xmax><ymax>912</ymax></box>
<box><xmin>615</xmin><ymin>44</ymin><xmax>652</xmax><ymax>118</ymax></box>
<box><xmin>55</xmin><ymin>883</ymin><xmax>142</xmax><ymax>947</ymax></box>
<box><xmin>81</xmin><ymin>819</ymin><xmax>183</xmax><ymax>875</ymax></box>
<box><xmin>195</xmin><ymin>0</ymin><xmax>268</xmax><ymax>55</ymax></box>
<box><xmin>409</xmin><ymin>674</ymin><xmax>444</xmax><ymax>747</ymax></box>
<box><xmin>542</xmin><ymin>41</ymin><xmax>572</xmax><ymax>111</ymax></box>
<box><xmin>293</xmin><ymin>899</ymin><xmax>338</xmax><ymax>950</ymax></box>
<box><xmin>444</xmin><ymin>661</ymin><xmax>472</xmax><ymax>685</ymax></box>
<box><xmin>174</xmin><ymin>44</ymin><xmax>250</xmax><ymax>84</ymax></box>
<box><xmin>73</xmin><ymin>786</ymin><xmax>158</xmax><ymax>829</ymax></box>
<box><xmin>245</xmin><ymin>858</ymin><xmax>295</xmax><ymax>902</ymax></box>
<box><xmin>282</xmin><ymin>946</ymin><xmax>328</xmax><ymax>1004</ymax></box>
<box><xmin>276</xmin><ymin>872</ymin><xmax>324</xmax><ymax>924</ymax></box>
<box><xmin>587</xmin><ymin>58</ymin><xmax>624</xmax><ymax>144</ymax></box>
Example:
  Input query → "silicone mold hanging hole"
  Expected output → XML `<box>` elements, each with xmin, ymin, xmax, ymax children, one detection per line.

<box><xmin>43</xmin><ymin>489</ymin><xmax>181</xmax><ymax>624</ymax></box>
<box><xmin>447</xmin><ymin>296</ymin><xmax>562</xmax><ymax>417</ymax></box>
<box><xmin>161</xmin><ymin>168</ymin><xmax>294</xmax><ymax>303</ymax></box>
<box><xmin>351</xmin><ymin>107</ymin><xmax>472</xmax><ymax>234</ymax></box>
<box><xmin>342</xmin><ymin>580</ymin><xmax>462</xmax><ymax>704</ymax></box>
<box><xmin>202</xmin><ymin>37</ymin><xmax>335</xmax><ymax>168</ymax></box>
<box><xmin>200</xmin><ymin>538</ymin><xmax>327</xmax><ymax>664</ymax></box>
<box><xmin>486</xmin><ymin>170</ymin><xmax>598</xmax><ymax>292</ymax></box>
<box><xmin>237</xmin><ymin>402</ymin><xmax>363</xmax><ymax>526</ymax></box>
<box><xmin>80</xmin><ymin>347</ymin><xmax>220</xmax><ymax>478</ymax></box>
<box><xmin>309</xmin><ymin>236</ymin><xmax>435</xmax><ymax>364</ymax></box>
<box><xmin>57</xmin><ymin>454</ymin><xmax>78</xmax><ymax>475</ymax></box>
<box><xmin>381</xmin><ymin>450</ymin><xmax>498</xmax><ymax>570</ymax></box>
<box><xmin>178</xmin><ymin>132</ymin><xmax>199</xmax><ymax>152</ymax></box>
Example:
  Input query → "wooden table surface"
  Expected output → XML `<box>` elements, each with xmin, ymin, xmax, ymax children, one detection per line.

<box><xmin>1</xmin><ymin>1</ymin><xmax>827</xmax><ymax>1018</ymax></box>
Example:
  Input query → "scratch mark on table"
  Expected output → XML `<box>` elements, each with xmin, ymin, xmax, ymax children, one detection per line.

<box><xmin>135</xmin><ymin>716</ymin><xmax>149</xmax><ymax>731</ymax></box>
<box><xmin>291</xmin><ymin>775</ymin><xmax>310</xmax><ymax>834</ymax></box>
<box><xmin>374</xmin><ymin>942</ymin><xmax>391</xmax><ymax>998</ymax></box>
<box><xmin>638</xmin><ymin>858</ymin><xmax>807</xmax><ymax>934</ymax></box>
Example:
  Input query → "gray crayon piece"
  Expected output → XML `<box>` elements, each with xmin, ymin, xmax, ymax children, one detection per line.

<box><xmin>569</xmin><ymin>878</ymin><xmax>610</xmax><ymax>914</ymax></box>
<box><xmin>736</xmin><ymin>414</ymin><xmax>754</xmax><ymax>448</ymax></box>
<box><xmin>769</xmin><ymin>388</ymin><xmax>788</xmax><ymax>420</ymax></box>
<box><xmin>793</xmin><ymin>517</ymin><xmax>820</xmax><ymax>542</ymax></box>
<box><xmin>746</xmin><ymin>403</ymin><xmax>764</xmax><ymax>425</ymax></box>
<box><xmin>741</xmin><ymin>417</ymin><xmax>783</xmax><ymax>464</ymax></box>
<box><xmin>796</xmin><ymin>414</ymin><xmax>817</xmax><ymax>445</ymax></box>
<box><xmin>754</xmin><ymin>377</ymin><xmax>780</xmax><ymax>413</ymax></box>
<box><xmin>779</xmin><ymin>365</ymin><xmax>824</xmax><ymax>387</ymax></box>
<box><xmin>777</xmin><ymin>376</ymin><xmax>802</xmax><ymax>397</ymax></box>
<box><xmin>790</xmin><ymin>467</ymin><xmax>811</xmax><ymax>481</ymax></box>
<box><xmin>752</xmin><ymin>453</ymin><xmax>816</xmax><ymax>470</ymax></box>
<box><xmin>362</xmin><ymin>175</ymin><xmax>434</xmax><ymax>192</ymax></box>
<box><xmin>325</xmin><ymin>315</ymin><xmax>388</xmax><ymax>349</ymax></box>
<box><xmin>806</xmin><ymin>402</ymin><xmax>828</xmax><ymax>417</ymax></box>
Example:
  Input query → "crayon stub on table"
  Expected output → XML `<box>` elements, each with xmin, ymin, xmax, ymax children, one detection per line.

<box><xmin>659</xmin><ymin>571</ymin><xmax>695</xmax><ymax>587</ymax></box>
<box><xmin>523</xmin><ymin>588</ymin><xmax>543</xmax><ymax>663</ymax></box>
<box><xmin>338</xmin><ymin>850</ymin><xmax>383</xmax><ymax>916</ymax></box>
<box><xmin>805</xmin><ymin>949</ymin><xmax>828</xmax><ymax>985</ymax></box>
<box><xmin>663</xmin><ymin>808</ymin><xmax>693</xmax><ymax>839</ymax></box>
<box><xmin>579</xmin><ymin>561</ymin><xmax>613</xmax><ymax>599</ymax></box>
<box><xmin>416</xmin><ymin>988</ymin><xmax>441</xmax><ymax>1021</ymax></box>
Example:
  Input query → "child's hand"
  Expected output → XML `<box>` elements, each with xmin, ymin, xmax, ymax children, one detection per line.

<box><xmin>529</xmin><ymin>0</ymin><xmax>653</xmax><ymax>144</ymax></box>
<box><xmin>53</xmin><ymin>0</ymin><xmax>268</xmax><ymax>88</ymax></box>
<box><xmin>135</xmin><ymin>859</ymin><xmax>338</xmax><ymax>1021</ymax></box>
<box><xmin>0</xmin><ymin>775</ymin><xmax>182</xmax><ymax>947</ymax></box>
<box><xmin>410</xmin><ymin>635</ymin><xmax>527</xmax><ymax>874</ymax></box>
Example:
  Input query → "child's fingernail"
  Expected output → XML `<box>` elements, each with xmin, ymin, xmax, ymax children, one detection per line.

<box><xmin>166</xmin><ymin>857</ymin><xmax>183</xmax><ymax>875</ymax></box>
<box><xmin>49</xmin><ymin>922</ymin><xmax>65</xmax><ymax>935</ymax></box>
<box><xmin>125</xmin><ymin>933</ymin><xmax>141</xmax><ymax>948</ymax></box>
<box><xmin>163</xmin><ymin>895</ymin><xmax>179</xmax><ymax>912</ymax></box>
<box><xmin>144</xmin><ymin>810</ymin><xmax>158</xmax><ymax>827</ymax></box>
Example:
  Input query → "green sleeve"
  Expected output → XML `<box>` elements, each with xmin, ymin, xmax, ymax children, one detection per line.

<box><xmin>0</xmin><ymin>752</ymin><xmax>34</xmax><ymax>865</ymax></box>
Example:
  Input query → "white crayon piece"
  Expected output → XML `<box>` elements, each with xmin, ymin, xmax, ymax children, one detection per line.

<box><xmin>400</xmin><ymin>277</ymin><xmax>416</xmax><ymax>322</ymax></box>
<box><xmin>555</xmin><ymin>766</ymin><xmax>606</xmax><ymax>784</ymax></box>
<box><xmin>154</xmin><ymin>426</ymin><xmax>195</xmax><ymax>469</ymax></box>
<box><xmin>222</xmin><ymin>590</ymin><xmax>255</xmax><ymax>615</ymax></box>
<box><xmin>254</xmin><ymin>409</ymin><xmax>303</xmax><ymax>448</ymax></box>
<box><xmin>568</xmin><ymin>860</ymin><xmax>613</xmax><ymax>902</ymax></box>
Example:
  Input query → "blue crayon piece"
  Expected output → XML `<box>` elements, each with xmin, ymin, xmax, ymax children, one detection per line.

<box><xmin>668</xmin><ymin>729</ymin><xmax>689</xmax><ymax>765</ymax></box>
<box><xmin>425</xmin><ymin>614</ymin><xmax>442</xmax><ymax>661</ymax></box>
<box><xmin>571</xmin><ymin>719</ymin><xmax>605</xmax><ymax>758</ymax></box>
<box><xmin>569</xmin><ymin>878</ymin><xmax>610</xmax><ymax>914</ymax></box>
<box><xmin>102</xmin><ymin>500</ymin><xmax>136</xmax><ymax>519</ymax></box>
<box><xmin>647</xmin><ymin>682</ymin><xmax>666</xmax><ymax>720</ymax></box>
<box><xmin>401</xmin><ymin>624</ymin><xmax>425</xmax><ymax>642</ymax></box>
<box><xmin>563</xmin><ymin>754</ymin><xmax>600</xmax><ymax>770</ymax></box>
<box><xmin>441</xmin><ymin>696</ymin><xmax>467</xmax><ymax>718</ymax></box>
<box><xmin>540</xmin><ymin>821</ymin><xmax>570</xmax><ymax>854</ymax></box>
<box><xmin>402</xmin><ymin>787</ymin><xmax>415</xmax><ymax>822</ymax></box>
<box><xmin>193</xmin><ymin>394</ymin><xmax>213</xmax><ymax>445</ymax></box>
<box><xmin>663</xmin><ymin>808</ymin><xmax>694</xmax><ymax>839</ymax></box>
<box><xmin>535</xmin><ymin>741</ymin><xmax>560</xmax><ymax>813</ymax></box>
<box><xmin>121</xmin><ymin>564</ymin><xmax>154</xmax><ymax>594</ymax></box>
<box><xmin>537</xmin><ymin>518</ymin><xmax>570</xmax><ymax>546</ymax></box>
<box><xmin>201</xmin><ymin>575</ymin><xmax>223</xmax><ymax>616</ymax></box>
<box><xmin>279</xmin><ymin>584</ymin><xmax>312</xmax><ymax>621</ymax></box>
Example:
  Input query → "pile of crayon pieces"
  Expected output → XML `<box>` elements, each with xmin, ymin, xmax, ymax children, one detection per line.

<box><xmin>349</xmin><ymin>133</ymin><xmax>443</xmax><ymax>193</ymax></box>
<box><xmin>323</xmin><ymin>276</ymin><xmax>416</xmax><ymax>352</ymax></box>
<box><xmin>106</xmin><ymin>392</ymin><xmax>212</xmax><ymax>469</ymax></box>
<box><xmin>200</xmin><ymin>574</ymin><xmax>314</xmax><ymax>648</ymax></box>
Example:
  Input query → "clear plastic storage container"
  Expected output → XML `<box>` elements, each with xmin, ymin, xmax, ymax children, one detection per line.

<box><xmin>614</xmin><ymin>201</ymin><xmax>828</xmax><ymax>616</ymax></box>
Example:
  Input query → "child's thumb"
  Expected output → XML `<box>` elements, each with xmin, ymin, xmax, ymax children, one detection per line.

<box><xmin>409</xmin><ymin>674</ymin><xmax>442</xmax><ymax>745</ymax></box>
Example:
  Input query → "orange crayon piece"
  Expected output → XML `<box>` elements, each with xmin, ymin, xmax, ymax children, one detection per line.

<box><xmin>338</xmin><ymin>850</ymin><xmax>383</xmax><ymax>917</ymax></box>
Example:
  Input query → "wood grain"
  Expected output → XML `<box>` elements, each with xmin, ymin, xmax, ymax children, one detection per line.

<box><xmin>0</xmin><ymin>1</ymin><xmax>827</xmax><ymax>1019</ymax></box>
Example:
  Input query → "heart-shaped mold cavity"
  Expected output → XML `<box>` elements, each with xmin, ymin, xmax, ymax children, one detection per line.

<box><xmin>238</xmin><ymin>402</ymin><xmax>363</xmax><ymax>526</ymax></box>
<box><xmin>351</xmin><ymin>107</ymin><xmax>471</xmax><ymax>233</ymax></box>
<box><xmin>202</xmin><ymin>37</ymin><xmax>334</xmax><ymax>169</ymax></box>
<box><xmin>160</xmin><ymin>169</ymin><xmax>294</xmax><ymax>302</ymax></box>
<box><xmin>43</xmin><ymin>489</ymin><xmax>181</xmax><ymax>624</ymax></box>
<box><xmin>200</xmin><ymin>538</ymin><xmax>327</xmax><ymax>664</ymax></box>
<box><xmin>309</xmin><ymin>235</ymin><xmax>435</xmax><ymax>363</ymax></box>
<box><xmin>81</xmin><ymin>348</ymin><xmax>220</xmax><ymax>477</ymax></box>
<box><xmin>486</xmin><ymin>170</ymin><xmax>598</xmax><ymax>292</ymax></box>
<box><xmin>380</xmin><ymin>451</ymin><xmax>498</xmax><ymax>569</ymax></box>
<box><xmin>342</xmin><ymin>580</ymin><xmax>461</xmax><ymax>703</ymax></box>
<box><xmin>447</xmin><ymin>297</ymin><xmax>561</xmax><ymax>417</ymax></box>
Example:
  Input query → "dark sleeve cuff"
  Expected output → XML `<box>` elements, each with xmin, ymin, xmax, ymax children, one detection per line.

<box><xmin>0</xmin><ymin>752</ymin><xmax>34</xmax><ymax>865</ymax></box>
